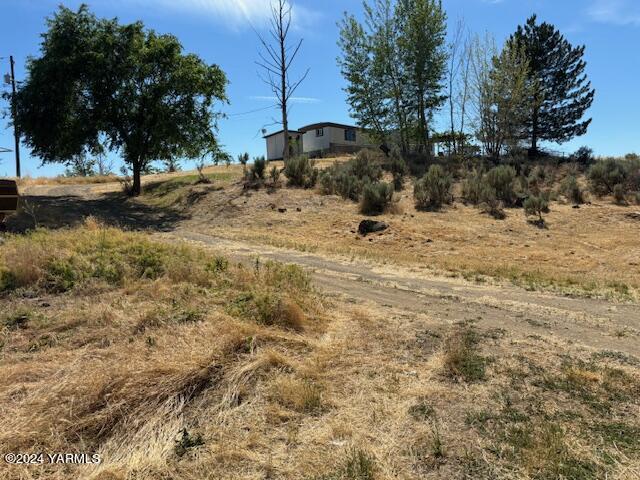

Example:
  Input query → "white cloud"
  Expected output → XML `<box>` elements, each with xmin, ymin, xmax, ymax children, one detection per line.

<box><xmin>250</xmin><ymin>95</ymin><xmax>321</xmax><ymax>104</ymax></box>
<box><xmin>588</xmin><ymin>0</ymin><xmax>640</xmax><ymax>26</ymax></box>
<box><xmin>115</xmin><ymin>0</ymin><xmax>320</xmax><ymax>30</ymax></box>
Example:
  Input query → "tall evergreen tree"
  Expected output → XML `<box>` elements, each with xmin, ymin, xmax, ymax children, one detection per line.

<box><xmin>510</xmin><ymin>15</ymin><xmax>595</xmax><ymax>154</ymax></box>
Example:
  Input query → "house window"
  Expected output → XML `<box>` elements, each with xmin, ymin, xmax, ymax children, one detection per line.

<box><xmin>344</xmin><ymin>128</ymin><xmax>356</xmax><ymax>142</ymax></box>
<box><xmin>316</xmin><ymin>128</ymin><xmax>324</xmax><ymax>137</ymax></box>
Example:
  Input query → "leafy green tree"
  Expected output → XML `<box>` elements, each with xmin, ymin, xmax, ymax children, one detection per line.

<box><xmin>338</xmin><ymin>0</ymin><xmax>447</xmax><ymax>156</ymax></box>
<box><xmin>337</xmin><ymin>15</ymin><xmax>388</xmax><ymax>143</ymax></box>
<box><xmin>14</xmin><ymin>5</ymin><xmax>228</xmax><ymax>195</ymax></box>
<box><xmin>476</xmin><ymin>40</ymin><xmax>532</xmax><ymax>157</ymax></box>
<box><xmin>396</xmin><ymin>0</ymin><xmax>448</xmax><ymax>153</ymax></box>
<box><xmin>510</xmin><ymin>15</ymin><xmax>595</xmax><ymax>154</ymax></box>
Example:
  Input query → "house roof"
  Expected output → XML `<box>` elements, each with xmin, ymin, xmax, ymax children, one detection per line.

<box><xmin>262</xmin><ymin>129</ymin><xmax>302</xmax><ymax>139</ymax></box>
<box><xmin>298</xmin><ymin>122</ymin><xmax>357</xmax><ymax>132</ymax></box>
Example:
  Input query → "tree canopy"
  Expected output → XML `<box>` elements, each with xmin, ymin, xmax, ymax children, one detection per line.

<box><xmin>510</xmin><ymin>15</ymin><xmax>595</xmax><ymax>154</ymax></box>
<box><xmin>338</xmin><ymin>0</ymin><xmax>447</xmax><ymax>156</ymax></box>
<box><xmin>14</xmin><ymin>5</ymin><xmax>228</xmax><ymax>195</ymax></box>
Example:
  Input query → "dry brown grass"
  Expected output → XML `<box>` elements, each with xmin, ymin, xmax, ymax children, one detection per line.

<box><xmin>17</xmin><ymin>174</ymin><xmax>120</xmax><ymax>187</ymax></box>
<box><xmin>0</xmin><ymin>222</ymin><xmax>330</xmax><ymax>479</ymax></box>
<box><xmin>1</xmin><ymin>222</ymin><xmax>639</xmax><ymax>479</ymax></box>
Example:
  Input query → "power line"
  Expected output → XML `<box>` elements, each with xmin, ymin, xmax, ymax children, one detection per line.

<box><xmin>227</xmin><ymin>104</ymin><xmax>276</xmax><ymax>117</ymax></box>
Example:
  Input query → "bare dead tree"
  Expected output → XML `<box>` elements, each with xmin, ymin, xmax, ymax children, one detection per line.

<box><xmin>255</xmin><ymin>0</ymin><xmax>309</xmax><ymax>163</ymax></box>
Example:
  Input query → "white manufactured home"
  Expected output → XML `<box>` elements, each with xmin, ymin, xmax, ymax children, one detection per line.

<box><xmin>264</xmin><ymin>122</ymin><xmax>375</xmax><ymax>161</ymax></box>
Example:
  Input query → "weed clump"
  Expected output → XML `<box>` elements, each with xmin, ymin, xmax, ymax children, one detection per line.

<box><xmin>442</xmin><ymin>325</ymin><xmax>486</xmax><ymax>382</ymax></box>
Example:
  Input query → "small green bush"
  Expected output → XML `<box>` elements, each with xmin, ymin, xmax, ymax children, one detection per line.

<box><xmin>524</xmin><ymin>194</ymin><xmax>549</xmax><ymax>223</ymax></box>
<box><xmin>588</xmin><ymin>157</ymin><xmax>640</xmax><ymax>197</ymax></box>
<box><xmin>249</xmin><ymin>156</ymin><xmax>267</xmax><ymax>181</ymax></box>
<box><xmin>461</xmin><ymin>169</ymin><xmax>485</xmax><ymax>205</ymax></box>
<box><xmin>360</xmin><ymin>182</ymin><xmax>393</xmax><ymax>215</ymax></box>
<box><xmin>269</xmin><ymin>165</ymin><xmax>281</xmax><ymax>185</ymax></box>
<box><xmin>613</xmin><ymin>184</ymin><xmax>627</xmax><ymax>205</ymax></box>
<box><xmin>283</xmin><ymin>156</ymin><xmax>318</xmax><ymax>188</ymax></box>
<box><xmin>485</xmin><ymin>165</ymin><xmax>518</xmax><ymax>206</ymax></box>
<box><xmin>414</xmin><ymin>165</ymin><xmax>453</xmax><ymax>211</ymax></box>
<box><xmin>561</xmin><ymin>175</ymin><xmax>585</xmax><ymax>204</ymax></box>
<box><xmin>479</xmin><ymin>184</ymin><xmax>504</xmax><ymax>219</ymax></box>
<box><xmin>387</xmin><ymin>151</ymin><xmax>408</xmax><ymax>191</ymax></box>
<box><xmin>319</xmin><ymin>150</ymin><xmax>382</xmax><ymax>200</ymax></box>
<box><xmin>569</xmin><ymin>146</ymin><xmax>594</xmax><ymax>165</ymax></box>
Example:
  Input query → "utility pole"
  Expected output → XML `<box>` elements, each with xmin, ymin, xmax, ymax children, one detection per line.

<box><xmin>9</xmin><ymin>56</ymin><xmax>20</xmax><ymax>178</ymax></box>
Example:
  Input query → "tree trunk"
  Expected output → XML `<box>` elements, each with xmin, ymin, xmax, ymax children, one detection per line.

<box><xmin>131</xmin><ymin>160</ymin><xmax>142</xmax><ymax>196</ymax></box>
<box><xmin>280</xmin><ymin>13</ymin><xmax>289</xmax><ymax>164</ymax></box>
<box><xmin>530</xmin><ymin>103</ymin><xmax>539</xmax><ymax>156</ymax></box>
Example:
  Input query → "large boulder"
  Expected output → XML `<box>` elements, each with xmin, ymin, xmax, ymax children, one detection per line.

<box><xmin>358</xmin><ymin>219</ymin><xmax>389</xmax><ymax>236</ymax></box>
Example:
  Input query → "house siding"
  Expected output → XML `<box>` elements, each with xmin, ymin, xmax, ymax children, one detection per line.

<box><xmin>265</xmin><ymin>132</ymin><xmax>302</xmax><ymax>161</ymax></box>
<box><xmin>265</xmin><ymin>123</ymin><xmax>376</xmax><ymax>159</ymax></box>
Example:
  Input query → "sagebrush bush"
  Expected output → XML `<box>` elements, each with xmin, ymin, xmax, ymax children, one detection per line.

<box><xmin>485</xmin><ymin>165</ymin><xmax>518</xmax><ymax>206</ymax></box>
<box><xmin>283</xmin><ymin>156</ymin><xmax>318</xmax><ymax>188</ymax></box>
<box><xmin>414</xmin><ymin>165</ymin><xmax>453</xmax><ymax>211</ymax></box>
<box><xmin>524</xmin><ymin>194</ymin><xmax>549</xmax><ymax>223</ymax></box>
<box><xmin>250</xmin><ymin>156</ymin><xmax>267</xmax><ymax>180</ymax></box>
<box><xmin>360</xmin><ymin>182</ymin><xmax>393</xmax><ymax>215</ymax></box>
<box><xmin>588</xmin><ymin>157</ymin><xmax>640</xmax><ymax>197</ymax></box>
<box><xmin>461</xmin><ymin>169</ymin><xmax>485</xmax><ymax>205</ymax></box>
<box><xmin>613</xmin><ymin>184</ymin><xmax>627</xmax><ymax>205</ymax></box>
<box><xmin>479</xmin><ymin>183</ymin><xmax>504</xmax><ymax>219</ymax></box>
<box><xmin>560</xmin><ymin>175</ymin><xmax>585</xmax><ymax>204</ymax></box>
<box><xmin>319</xmin><ymin>150</ymin><xmax>383</xmax><ymax>200</ymax></box>
<box><xmin>386</xmin><ymin>151</ymin><xmax>408</xmax><ymax>191</ymax></box>
<box><xmin>269</xmin><ymin>165</ymin><xmax>281</xmax><ymax>186</ymax></box>
<box><xmin>569</xmin><ymin>146</ymin><xmax>594</xmax><ymax>165</ymax></box>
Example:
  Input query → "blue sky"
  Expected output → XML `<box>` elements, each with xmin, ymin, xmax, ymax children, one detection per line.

<box><xmin>0</xmin><ymin>0</ymin><xmax>639</xmax><ymax>177</ymax></box>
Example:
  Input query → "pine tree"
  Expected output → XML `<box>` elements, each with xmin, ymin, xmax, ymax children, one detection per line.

<box><xmin>510</xmin><ymin>15</ymin><xmax>595</xmax><ymax>155</ymax></box>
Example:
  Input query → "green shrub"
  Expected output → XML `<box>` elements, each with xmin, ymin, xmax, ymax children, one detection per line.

<box><xmin>527</xmin><ymin>165</ymin><xmax>550</xmax><ymax>195</ymax></box>
<box><xmin>127</xmin><ymin>243</ymin><xmax>166</xmax><ymax>279</ymax></box>
<box><xmin>269</xmin><ymin>165</ymin><xmax>281</xmax><ymax>185</ymax></box>
<box><xmin>319</xmin><ymin>150</ymin><xmax>382</xmax><ymax>200</ymax></box>
<box><xmin>479</xmin><ymin>184</ymin><xmax>504</xmax><ymax>219</ymax></box>
<box><xmin>524</xmin><ymin>194</ymin><xmax>549</xmax><ymax>223</ymax></box>
<box><xmin>613</xmin><ymin>184</ymin><xmax>627</xmax><ymax>205</ymax></box>
<box><xmin>461</xmin><ymin>169</ymin><xmax>485</xmax><ymax>205</ymax></box>
<box><xmin>414</xmin><ymin>165</ymin><xmax>453</xmax><ymax>211</ymax></box>
<box><xmin>351</xmin><ymin>149</ymin><xmax>383</xmax><ymax>181</ymax></box>
<box><xmin>569</xmin><ymin>146</ymin><xmax>594</xmax><ymax>165</ymax></box>
<box><xmin>588</xmin><ymin>157</ymin><xmax>640</xmax><ymax>197</ymax></box>
<box><xmin>561</xmin><ymin>175</ymin><xmax>585</xmax><ymax>204</ymax></box>
<box><xmin>44</xmin><ymin>257</ymin><xmax>82</xmax><ymax>292</ymax></box>
<box><xmin>249</xmin><ymin>156</ymin><xmax>267</xmax><ymax>181</ymax></box>
<box><xmin>387</xmin><ymin>151</ymin><xmax>408</xmax><ymax>191</ymax></box>
<box><xmin>283</xmin><ymin>156</ymin><xmax>318</xmax><ymax>188</ymax></box>
<box><xmin>485</xmin><ymin>165</ymin><xmax>518</xmax><ymax>206</ymax></box>
<box><xmin>360</xmin><ymin>182</ymin><xmax>393</xmax><ymax>215</ymax></box>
